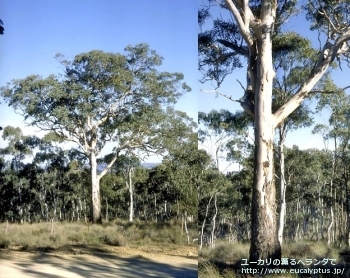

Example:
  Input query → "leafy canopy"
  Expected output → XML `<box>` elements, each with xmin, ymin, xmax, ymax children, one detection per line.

<box><xmin>0</xmin><ymin>43</ymin><xmax>191</xmax><ymax>158</ymax></box>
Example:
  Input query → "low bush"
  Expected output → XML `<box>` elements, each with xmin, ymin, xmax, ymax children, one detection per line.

<box><xmin>200</xmin><ymin>241</ymin><xmax>249</xmax><ymax>263</ymax></box>
<box><xmin>0</xmin><ymin>236</ymin><xmax>10</xmax><ymax>248</ymax></box>
<box><xmin>101</xmin><ymin>233</ymin><xmax>127</xmax><ymax>246</ymax></box>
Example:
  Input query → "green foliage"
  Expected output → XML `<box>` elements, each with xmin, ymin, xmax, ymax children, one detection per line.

<box><xmin>0</xmin><ymin>43</ymin><xmax>191</xmax><ymax>160</ymax></box>
<box><xmin>198</xmin><ymin>0</ymin><xmax>300</xmax><ymax>88</ymax></box>
<box><xmin>0</xmin><ymin>43</ymin><xmax>193</xmax><ymax>223</ymax></box>
<box><xmin>305</xmin><ymin>0</ymin><xmax>350</xmax><ymax>34</ymax></box>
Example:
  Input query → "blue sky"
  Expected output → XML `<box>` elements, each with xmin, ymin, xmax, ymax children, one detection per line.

<box><xmin>0</xmin><ymin>0</ymin><xmax>197</xmax><ymax>160</ymax></box>
<box><xmin>0</xmin><ymin>0</ymin><xmax>197</xmax><ymax>120</ymax></box>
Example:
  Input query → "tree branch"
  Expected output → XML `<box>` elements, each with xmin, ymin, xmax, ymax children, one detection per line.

<box><xmin>217</xmin><ymin>39</ymin><xmax>249</xmax><ymax>56</ymax></box>
<box><xmin>200</xmin><ymin>89</ymin><xmax>254</xmax><ymax>116</ymax></box>
<box><xmin>224</xmin><ymin>0</ymin><xmax>255</xmax><ymax>46</ymax></box>
<box><xmin>97</xmin><ymin>149</ymin><xmax>120</xmax><ymax>181</ymax></box>
<box><xmin>273</xmin><ymin>29</ymin><xmax>350</xmax><ymax>128</ymax></box>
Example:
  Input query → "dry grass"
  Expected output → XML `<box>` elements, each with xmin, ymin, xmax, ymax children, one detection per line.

<box><xmin>199</xmin><ymin>240</ymin><xmax>342</xmax><ymax>278</ymax></box>
<box><xmin>199</xmin><ymin>241</ymin><xmax>249</xmax><ymax>264</ymax></box>
<box><xmin>283</xmin><ymin>241</ymin><xmax>340</xmax><ymax>261</ymax></box>
<box><xmin>199</xmin><ymin>262</ymin><xmax>237</xmax><ymax>278</ymax></box>
<box><xmin>200</xmin><ymin>240</ymin><xmax>340</xmax><ymax>263</ymax></box>
<box><xmin>0</xmin><ymin>220</ymin><xmax>196</xmax><ymax>251</ymax></box>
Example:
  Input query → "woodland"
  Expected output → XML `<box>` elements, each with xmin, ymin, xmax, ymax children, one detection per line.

<box><xmin>0</xmin><ymin>44</ymin><xmax>199</xmax><ymax>230</ymax></box>
<box><xmin>2</xmin><ymin>0</ymin><xmax>350</xmax><ymax>277</ymax></box>
<box><xmin>198</xmin><ymin>0</ymin><xmax>350</xmax><ymax>277</ymax></box>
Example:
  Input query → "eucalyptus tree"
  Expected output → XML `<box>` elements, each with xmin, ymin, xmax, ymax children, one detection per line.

<box><xmin>283</xmin><ymin>146</ymin><xmax>333</xmax><ymax>242</ymax></box>
<box><xmin>199</xmin><ymin>0</ymin><xmax>350</xmax><ymax>261</ymax></box>
<box><xmin>314</xmin><ymin>91</ymin><xmax>350</xmax><ymax>245</ymax></box>
<box><xmin>107</xmin><ymin>153</ymin><xmax>140</xmax><ymax>222</ymax></box>
<box><xmin>149</xmin><ymin>129</ymin><xmax>200</xmax><ymax>227</ymax></box>
<box><xmin>0</xmin><ymin>126</ymin><xmax>40</xmax><ymax>222</ymax></box>
<box><xmin>272</xmin><ymin>32</ymin><xmax>317</xmax><ymax>246</ymax></box>
<box><xmin>0</xmin><ymin>44</ymin><xmax>191</xmax><ymax>223</ymax></box>
<box><xmin>198</xmin><ymin>109</ymin><xmax>251</xmax><ymax>171</ymax></box>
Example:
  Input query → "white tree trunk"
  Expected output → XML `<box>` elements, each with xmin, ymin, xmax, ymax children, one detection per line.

<box><xmin>90</xmin><ymin>152</ymin><xmax>101</xmax><ymax>224</ymax></box>
<box><xmin>200</xmin><ymin>195</ymin><xmax>213</xmax><ymax>250</ymax></box>
<box><xmin>211</xmin><ymin>194</ymin><xmax>218</xmax><ymax>249</ymax></box>
<box><xmin>328</xmin><ymin>207</ymin><xmax>334</xmax><ymax>245</ymax></box>
<box><xmin>250</xmin><ymin>17</ymin><xmax>281</xmax><ymax>261</ymax></box>
<box><xmin>184</xmin><ymin>211</ymin><xmax>190</xmax><ymax>245</ymax></box>
<box><xmin>277</xmin><ymin>127</ymin><xmax>287</xmax><ymax>246</ymax></box>
<box><xmin>128</xmin><ymin>167</ymin><xmax>134</xmax><ymax>222</ymax></box>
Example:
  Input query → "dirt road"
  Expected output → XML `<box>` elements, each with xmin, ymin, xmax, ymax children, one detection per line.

<box><xmin>0</xmin><ymin>245</ymin><xmax>198</xmax><ymax>278</ymax></box>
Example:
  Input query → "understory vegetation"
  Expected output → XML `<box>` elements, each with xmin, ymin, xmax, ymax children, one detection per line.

<box><xmin>0</xmin><ymin>220</ymin><xmax>197</xmax><ymax>252</ymax></box>
<box><xmin>199</xmin><ymin>241</ymin><xmax>346</xmax><ymax>278</ymax></box>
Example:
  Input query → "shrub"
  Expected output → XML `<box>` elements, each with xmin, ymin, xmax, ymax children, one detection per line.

<box><xmin>101</xmin><ymin>233</ymin><xmax>127</xmax><ymax>246</ymax></box>
<box><xmin>201</xmin><ymin>242</ymin><xmax>249</xmax><ymax>264</ymax></box>
<box><xmin>0</xmin><ymin>237</ymin><xmax>10</xmax><ymax>249</ymax></box>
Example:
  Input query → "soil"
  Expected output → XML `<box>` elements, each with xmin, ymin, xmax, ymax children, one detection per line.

<box><xmin>0</xmin><ymin>244</ymin><xmax>198</xmax><ymax>278</ymax></box>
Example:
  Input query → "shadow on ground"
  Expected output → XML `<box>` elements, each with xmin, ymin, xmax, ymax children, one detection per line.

<box><xmin>1</xmin><ymin>246</ymin><xmax>198</xmax><ymax>278</ymax></box>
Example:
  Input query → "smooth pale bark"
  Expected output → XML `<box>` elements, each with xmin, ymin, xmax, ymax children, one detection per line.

<box><xmin>200</xmin><ymin>195</ymin><xmax>213</xmax><ymax>250</ymax></box>
<box><xmin>90</xmin><ymin>152</ymin><xmax>101</xmax><ymax>224</ymax></box>
<box><xmin>211</xmin><ymin>194</ymin><xmax>218</xmax><ymax>249</ymax></box>
<box><xmin>277</xmin><ymin>125</ymin><xmax>287</xmax><ymax>246</ymax></box>
<box><xmin>184</xmin><ymin>211</ymin><xmax>190</xmax><ymax>245</ymax></box>
<box><xmin>127</xmin><ymin>167</ymin><xmax>134</xmax><ymax>222</ymax></box>
<box><xmin>328</xmin><ymin>207</ymin><xmax>334</xmax><ymax>245</ymax></box>
<box><xmin>249</xmin><ymin>2</ymin><xmax>281</xmax><ymax>261</ymax></box>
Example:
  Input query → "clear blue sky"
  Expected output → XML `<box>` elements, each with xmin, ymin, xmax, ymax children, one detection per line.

<box><xmin>0</xmin><ymin>0</ymin><xmax>197</xmax><ymax>133</ymax></box>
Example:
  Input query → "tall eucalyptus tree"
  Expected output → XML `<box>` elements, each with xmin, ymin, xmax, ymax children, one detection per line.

<box><xmin>0</xmin><ymin>43</ymin><xmax>191</xmax><ymax>223</ymax></box>
<box><xmin>199</xmin><ymin>0</ymin><xmax>350</xmax><ymax>261</ymax></box>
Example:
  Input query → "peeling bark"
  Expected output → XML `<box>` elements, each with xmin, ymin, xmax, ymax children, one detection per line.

<box><xmin>249</xmin><ymin>1</ymin><xmax>281</xmax><ymax>262</ymax></box>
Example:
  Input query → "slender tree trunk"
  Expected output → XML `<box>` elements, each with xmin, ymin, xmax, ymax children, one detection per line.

<box><xmin>211</xmin><ymin>194</ymin><xmax>218</xmax><ymax>249</ymax></box>
<box><xmin>154</xmin><ymin>195</ymin><xmax>157</xmax><ymax>222</ymax></box>
<box><xmin>184</xmin><ymin>211</ymin><xmax>190</xmax><ymax>245</ymax></box>
<box><xmin>328</xmin><ymin>207</ymin><xmax>334</xmax><ymax>245</ymax></box>
<box><xmin>277</xmin><ymin>126</ymin><xmax>287</xmax><ymax>246</ymax></box>
<box><xmin>128</xmin><ymin>167</ymin><xmax>134</xmax><ymax>222</ymax></box>
<box><xmin>249</xmin><ymin>23</ymin><xmax>281</xmax><ymax>261</ymax></box>
<box><xmin>200</xmin><ymin>195</ymin><xmax>213</xmax><ymax>250</ymax></box>
<box><xmin>71</xmin><ymin>199</ymin><xmax>75</xmax><ymax>222</ymax></box>
<box><xmin>105</xmin><ymin>197</ymin><xmax>109</xmax><ymax>222</ymax></box>
<box><xmin>90</xmin><ymin>152</ymin><xmax>101</xmax><ymax>224</ymax></box>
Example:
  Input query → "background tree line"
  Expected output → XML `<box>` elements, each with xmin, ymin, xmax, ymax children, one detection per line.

<box><xmin>0</xmin><ymin>125</ymin><xmax>199</xmax><ymax>224</ymax></box>
<box><xmin>198</xmin><ymin>90</ymin><xmax>350</xmax><ymax>249</ymax></box>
